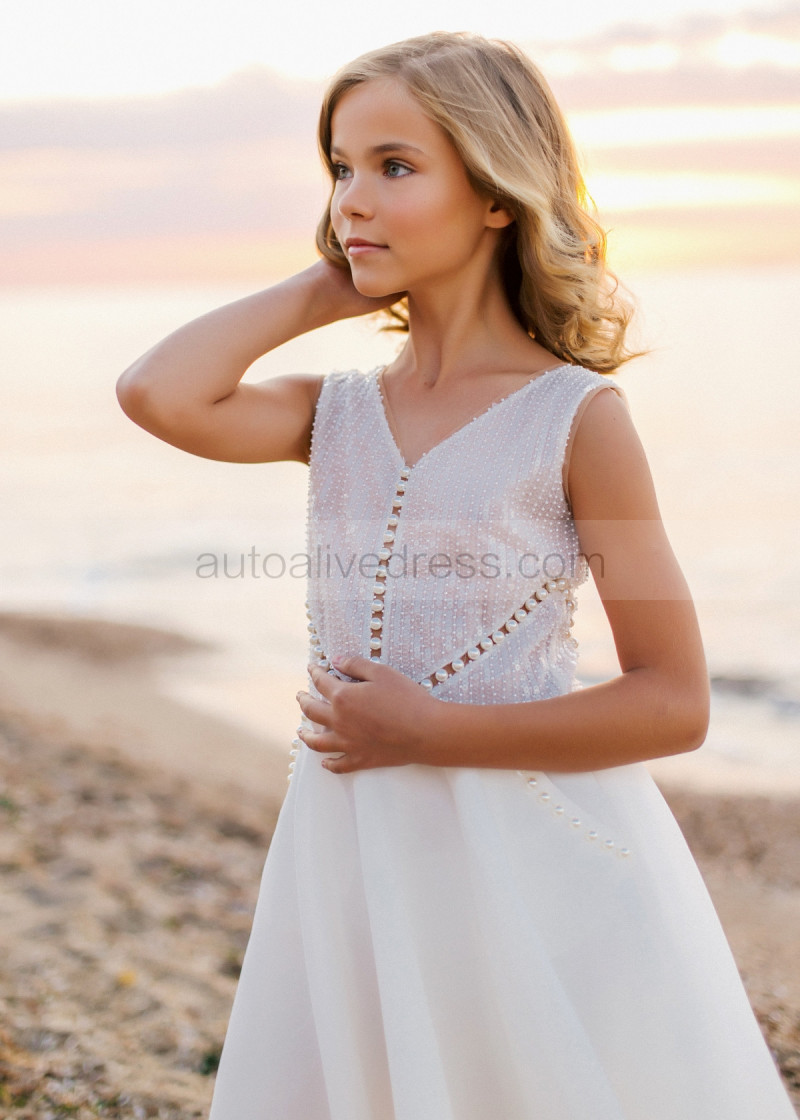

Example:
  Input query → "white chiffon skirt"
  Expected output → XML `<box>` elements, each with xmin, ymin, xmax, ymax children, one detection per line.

<box><xmin>208</xmin><ymin>737</ymin><xmax>795</xmax><ymax>1119</ymax></box>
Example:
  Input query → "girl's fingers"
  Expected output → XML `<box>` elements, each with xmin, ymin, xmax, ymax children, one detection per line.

<box><xmin>301</xmin><ymin>726</ymin><xmax>342</xmax><ymax>754</ymax></box>
<box><xmin>308</xmin><ymin>655</ymin><xmax>379</xmax><ymax>691</ymax></box>
<box><xmin>295</xmin><ymin>690</ymin><xmax>332</xmax><ymax>727</ymax></box>
<box><xmin>321</xmin><ymin>753</ymin><xmax>355</xmax><ymax>774</ymax></box>
<box><xmin>307</xmin><ymin>662</ymin><xmax>341</xmax><ymax>698</ymax></box>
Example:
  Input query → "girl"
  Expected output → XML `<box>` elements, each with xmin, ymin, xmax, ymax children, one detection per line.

<box><xmin>117</xmin><ymin>32</ymin><xmax>795</xmax><ymax>1120</ymax></box>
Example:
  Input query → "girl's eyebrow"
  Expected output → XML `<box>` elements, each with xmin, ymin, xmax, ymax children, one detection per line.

<box><xmin>329</xmin><ymin>142</ymin><xmax>425</xmax><ymax>158</ymax></box>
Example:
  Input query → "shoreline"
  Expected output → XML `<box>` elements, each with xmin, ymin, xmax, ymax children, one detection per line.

<box><xmin>0</xmin><ymin>609</ymin><xmax>798</xmax><ymax>1115</ymax></box>
<box><xmin>0</xmin><ymin>609</ymin><xmax>293</xmax><ymax>804</ymax></box>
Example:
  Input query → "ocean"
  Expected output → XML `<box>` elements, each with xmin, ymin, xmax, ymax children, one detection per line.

<box><xmin>1</xmin><ymin>268</ymin><xmax>798</xmax><ymax>794</ymax></box>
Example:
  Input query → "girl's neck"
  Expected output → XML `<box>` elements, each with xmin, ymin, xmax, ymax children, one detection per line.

<box><xmin>393</xmin><ymin>280</ymin><xmax>555</xmax><ymax>390</ymax></box>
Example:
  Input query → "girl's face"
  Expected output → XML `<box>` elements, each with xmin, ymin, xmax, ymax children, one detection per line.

<box><xmin>329</xmin><ymin>78</ymin><xmax>509</xmax><ymax>299</ymax></box>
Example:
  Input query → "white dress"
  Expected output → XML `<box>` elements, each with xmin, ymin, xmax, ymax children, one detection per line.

<box><xmin>209</xmin><ymin>366</ymin><xmax>795</xmax><ymax>1120</ymax></box>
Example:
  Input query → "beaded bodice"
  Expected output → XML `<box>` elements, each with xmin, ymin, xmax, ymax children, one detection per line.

<box><xmin>305</xmin><ymin>365</ymin><xmax>612</xmax><ymax>705</ymax></box>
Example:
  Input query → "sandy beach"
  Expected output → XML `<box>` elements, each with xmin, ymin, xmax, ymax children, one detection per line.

<box><xmin>0</xmin><ymin>610</ymin><xmax>798</xmax><ymax>1118</ymax></box>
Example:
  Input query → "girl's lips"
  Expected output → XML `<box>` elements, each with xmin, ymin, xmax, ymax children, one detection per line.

<box><xmin>349</xmin><ymin>247</ymin><xmax>384</xmax><ymax>258</ymax></box>
<box><xmin>346</xmin><ymin>240</ymin><xmax>387</xmax><ymax>258</ymax></box>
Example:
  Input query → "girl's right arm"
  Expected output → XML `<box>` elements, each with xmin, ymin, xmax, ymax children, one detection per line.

<box><xmin>116</xmin><ymin>260</ymin><xmax>397</xmax><ymax>464</ymax></box>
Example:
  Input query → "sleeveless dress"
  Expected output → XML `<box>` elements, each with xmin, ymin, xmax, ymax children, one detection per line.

<box><xmin>209</xmin><ymin>366</ymin><xmax>795</xmax><ymax>1120</ymax></box>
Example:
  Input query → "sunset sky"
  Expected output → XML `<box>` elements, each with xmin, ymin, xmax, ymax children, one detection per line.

<box><xmin>2</xmin><ymin>0</ymin><xmax>798</xmax><ymax>282</ymax></box>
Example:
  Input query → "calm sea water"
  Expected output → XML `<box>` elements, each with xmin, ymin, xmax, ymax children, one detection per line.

<box><xmin>1</xmin><ymin>269</ymin><xmax>798</xmax><ymax>793</ymax></box>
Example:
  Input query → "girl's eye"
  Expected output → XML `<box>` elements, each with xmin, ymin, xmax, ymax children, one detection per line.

<box><xmin>385</xmin><ymin>160</ymin><xmax>411</xmax><ymax>178</ymax></box>
<box><xmin>332</xmin><ymin>163</ymin><xmax>351</xmax><ymax>180</ymax></box>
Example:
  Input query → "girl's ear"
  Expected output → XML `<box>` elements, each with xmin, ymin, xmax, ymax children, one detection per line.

<box><xmin>486</xmin><ymin>200</ymin><xmax>515</xmax><ymax>229</ymax></box>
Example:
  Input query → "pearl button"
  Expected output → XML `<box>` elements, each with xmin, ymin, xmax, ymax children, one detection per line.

<box><xmin>480</xmin><ymin>639</ymin><xmax>494</xmax><ymax>651</ymax></box>
<box><xmin>435</xmin><ymin>669</ymin><xmax>449</xmax><ymax>683</ymax></box>
<box><xmin>451</xmin><ymin>658</ymin><xmax>465</xmax><ymax>671</ymax></box>
<box><xmin>369</xmin><ymin>637</ymin><xmax>382</xmax><ymax>650</ymax></box>
<box><xmin>378</xmin><ymin>548</ymin><xmax>391</xmax><ymax>561</ymax></box>
<box><xmin>467</xmin><ymin>648</ymin><xmax>480</xmax><ymax>660</ymax></box>
<box><xmin>370</xmin><ymin>619</ymin><xmax>382</xmax><ymax>631</ymax></box>
<box><xmin>534</xmin><ymin>588</ymin><xmax>548</xmax><ymax>601</ymax></box>
<box><xmin>505</xmin><ymin>618</ymin><xmax>517</xmax><ymax>631</ymax></box>
<box><xmin>491</xmin><ymin>631</ymin><xmax>505</xmax><ymax>643</ymax></box>
<box><xmin>421</xmin><ymin>679</ymin><xmax>433</xmax><ymax>691</ymax></box>
<box><xmin>514</xmin><ymin>609</ymin><xmax>527</xmax><ymax>622</ymax></box>
<box><xmin>371</xmin><ymin>599</ymin><xmax>384</xmax><ymax>612</ymax></box>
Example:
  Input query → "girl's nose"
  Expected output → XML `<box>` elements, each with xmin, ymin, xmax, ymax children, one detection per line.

<box><xmin>335</xmin><ymin>175</ymin><xmax>374</xmax><ymax>221</ymax></box>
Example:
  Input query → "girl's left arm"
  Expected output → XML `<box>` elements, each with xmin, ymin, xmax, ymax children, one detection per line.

<box><xmin>300</xmin><ymin>389</ymin><xmax>710</xmax><ymax>774</ymax></box>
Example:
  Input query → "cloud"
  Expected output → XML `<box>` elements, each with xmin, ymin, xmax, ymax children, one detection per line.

<box><xmin>1</xmin><ymin>5</ymin><xmax>798</xmax><ymax>281</ymax></box>
<box><xmin>0</xmin><ymin>67</ymin><xmax>322</xmax><ymax>152</ymax></box>
<box><xmin>535</xmin><ymin>4</ymin><xmax>800</xmax><ymax>108</ymax></box>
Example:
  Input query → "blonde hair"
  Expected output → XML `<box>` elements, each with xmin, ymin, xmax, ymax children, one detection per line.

<box><xmin>316</xmin><ymin>31</ymin><xmax>638</xmax><ymax>374</ymax></box>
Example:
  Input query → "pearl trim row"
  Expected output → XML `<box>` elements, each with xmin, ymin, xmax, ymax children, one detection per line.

<box><xmin>303</xmin><ymin>574</ymin><xmax>577</xmax><ymax>685</ymax></box>
<box><xmin>517</xmin><ymin>772</ymin><xmax>632</xmax><ymax>858</ymax></box>
<box><xmin>367</xmin><ymin>466</ymin><xmax>411</xmax><ymax>664</ymax></box>
<box><xmin>417</xmin><ymin>578</ymin><xmax>576</xmax><ymax>692</ymax></box>
<box><xmin>287</xmin><ymin>729</ymin><xmax>303</xmax><ymax>782</ymax></box>
<box><xmin>303</xmin><ymin>465</ymin><xmax>413</xmax><ymax>674</ymax></box>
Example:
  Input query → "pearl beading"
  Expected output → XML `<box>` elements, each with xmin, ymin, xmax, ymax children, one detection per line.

<box><xmin>368</xmin><ymin>465</ymin><xmax>411</xmax><ymax>663</ymax></box>
<box><xmin>303</xmin><ymin>573</ymin><xmax>577</xmax><ymax>688</ymax></box>
<box><xmin>517</xmin><ymin>772</ymin><xmax>632</xmax><ymax>858</ymax></box>
<box><xmin>417</xmin><ymin>577</ymin><xmax>576</xmax><ymax>692</ymax></box>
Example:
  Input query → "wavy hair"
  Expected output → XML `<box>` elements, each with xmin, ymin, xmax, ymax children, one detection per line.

<box><xmin>316</xmin><ymin>32</ymin><xmax>639</xmax><ymax>374</ymax></box>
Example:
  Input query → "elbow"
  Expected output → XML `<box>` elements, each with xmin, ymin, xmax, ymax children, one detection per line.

<box><xmin>116</xmin><ymin>365</ymin><xmax>148</xmax><ymax>421</ymax></box>
<box><xmin>666</xmin><ymin>679</ymin><xmax>710</xmax><ymax>756</ymax></box>
<box><xmin>116</xmin><ymin>361</ymin><xmax>168</xmax><ymax>428</ymax></box>
<box><xmin>641</xmin><ymin>666</ymin><xmax>710</xmax><ymax>758</ymax></box>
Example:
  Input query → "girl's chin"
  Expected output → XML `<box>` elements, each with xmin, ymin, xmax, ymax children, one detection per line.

<box><xmin>352</xmin><ymin>278</ymin><xmax>401</xmax><ymax>300</ymax></box>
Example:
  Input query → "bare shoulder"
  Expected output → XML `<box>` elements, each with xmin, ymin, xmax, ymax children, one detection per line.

<box><xmin>567</xmin><ymin>383</ymin><xmax>659</xmax><ymax>521</ymax></box>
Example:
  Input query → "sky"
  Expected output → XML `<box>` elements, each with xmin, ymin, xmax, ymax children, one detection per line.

<box><xmin>4</xmin><ymin>0</ymin><xmax>797</xmax><ymax>99</ymax></box>
<box><xmin>2</xmin><ymin>1</ymin><xmax>799</xmax><ymax>282</ymax></box>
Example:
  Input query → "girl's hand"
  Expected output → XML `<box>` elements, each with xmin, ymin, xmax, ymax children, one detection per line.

<box><xmin>296</xmin><ymin>656</ymin><xmax>433</xmax><ymax>773</ymax></box>
<box><xmin>310</xmin><ymin>257</ymin><xmax>405</xmax><ymax>322</ymax></box>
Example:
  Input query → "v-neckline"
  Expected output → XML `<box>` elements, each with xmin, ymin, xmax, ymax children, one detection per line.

<box><xmin>372</xmin><ymin>363</ymin><xmax>569</xmax><ymax>471</ymax></box>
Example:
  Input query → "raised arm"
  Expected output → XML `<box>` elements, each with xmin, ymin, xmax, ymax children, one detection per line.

<box><xmin>115</xmin><ymin>260</ymin><xmax>400</xmax><ymax>464</ymax></box>
<box><xmin>298</xmin><ymin>387</ymin><xmax>711</xmax><ymax>773</ymax></box>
